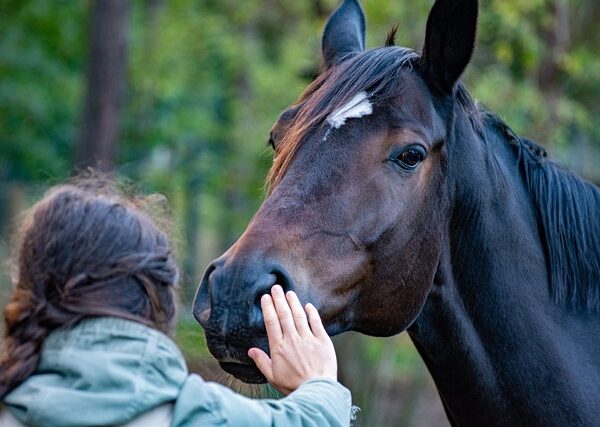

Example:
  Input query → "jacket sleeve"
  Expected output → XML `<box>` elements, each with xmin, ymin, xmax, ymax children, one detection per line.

<box><xmin>171</xmin><ymin>374</ymin><xmax>353</xmax><ymax>427</ymax></box>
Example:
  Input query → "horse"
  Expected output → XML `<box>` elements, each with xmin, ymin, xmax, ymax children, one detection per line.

<box><xmin>192</xmin><ymin>0</ymin><xmax>600</xmax><ymax>425</ymax></box>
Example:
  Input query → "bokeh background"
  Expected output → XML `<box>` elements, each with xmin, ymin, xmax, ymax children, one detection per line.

<box><xmin>1</xmin><ymin>1</ymin><xmax>599</xmax><ymax>425</ymax></box>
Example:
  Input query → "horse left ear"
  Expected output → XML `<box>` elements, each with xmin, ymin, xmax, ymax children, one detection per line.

<box><xmin>421</xmin><ymin>0</ymin><xmax>478</xmax><ymax>96</ymax></box>
<box><xmin>322</xmin><ymin>0</ymin><xmax>366</xmax><ymax>69</ymax></box>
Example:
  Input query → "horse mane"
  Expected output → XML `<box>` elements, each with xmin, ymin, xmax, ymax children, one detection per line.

<box><xmin>482</xmin><ymin>112</ymin><xmax>600</xmax><ymax>313</ymax></box>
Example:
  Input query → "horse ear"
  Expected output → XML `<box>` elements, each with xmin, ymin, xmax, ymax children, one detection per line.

<box><xmin>322</xmin><ymin>0</ymin><xmax>366</xmax><ymax>69</ymax></box>
<box><xmin>421</xmin><ymin>0</ymin><xmax>478</xmax><ymax>96</ymax></box>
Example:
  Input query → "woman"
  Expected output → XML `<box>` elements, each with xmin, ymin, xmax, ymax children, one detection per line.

<box><xmin>0</xmin><ymin>180</ymin><xmax>353</xmax><ymax>426</ymax></box>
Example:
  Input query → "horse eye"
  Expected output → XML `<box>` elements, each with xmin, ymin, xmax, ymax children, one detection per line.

<box><xmin>392</xmin><ymin>146</ymin><xmax>426</xmax><ymax>170</ymax></box>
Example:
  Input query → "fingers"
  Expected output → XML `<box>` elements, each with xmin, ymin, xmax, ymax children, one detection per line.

<box><xmin>270</xmin><ymin>285</ymin><xmax>296</xmax><ymax>337</ymax></box>
<box><xmin>261</xmin><ymin>294</ymin><xmax>282</xmax><ymax>343</ymax></box>
<box><xmin>248</xmin><ymin>348</ymin><xmax>273</xmax><ymax>382</ymax></box>
<box><xmin>305</xmin><ymin>303</ymin><xmax>329</xmax><ymax>339</ymax></box>
<box><xmin>261</xmin><ymin>286</ymin><xmax>326</xmax><ymax>341</ymax></box>
<box><xmin>286</xmin><ymin>291</ymin><xmax>311</xmax><ymax>336</ymax></box>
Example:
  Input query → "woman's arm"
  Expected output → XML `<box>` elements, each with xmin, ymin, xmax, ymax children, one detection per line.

<box><xmin>175</xmin><ymin>374</ymin><xmax>351</xmax><ymax>426</ymax></box>
<box><xmin>172</xmin><ymin>285</ymin><xmax>353</xmax><ymax>427</ymax></box>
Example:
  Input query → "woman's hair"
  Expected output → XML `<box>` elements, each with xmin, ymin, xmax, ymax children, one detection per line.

<box><xmin>0</xmin><ymin>178</ymin><xmax>179</xmax><ymax>398</ymax></box>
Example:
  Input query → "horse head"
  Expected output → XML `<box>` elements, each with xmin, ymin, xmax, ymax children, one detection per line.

<box><xmin>193</xmin><ymin>0</ymin><xmax>478</xmax><ymax>383</ymax></box>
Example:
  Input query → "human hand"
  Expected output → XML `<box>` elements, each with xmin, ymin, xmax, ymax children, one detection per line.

<box><xmin>247</xmin><ymin>285</ymin><xmax>337</xmax><ymax>395</ymax></box>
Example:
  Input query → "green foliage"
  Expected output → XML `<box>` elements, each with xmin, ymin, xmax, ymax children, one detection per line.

<box><xmin>2</xmin><ymin>0</ymin><xmax>598</xmax><ymax>185</ymax></box>
<box><xmin>175</xmin><ymin>316</ymin><xmax>212</xmax><ymax>362</ymax></box>
<box><xmin>361</xmin><ymin>335</ymin><xmax>422</xmax><ymax>376</ymax></box>
<box><xmin>470</xmin><ymin>0</ymin><xmax>600</xmax><ymax>158</ymax></box>
<box><xmin>0</xmin><ymin>0</ymin><xmax>86</xmax><ymax>180</ymax></box>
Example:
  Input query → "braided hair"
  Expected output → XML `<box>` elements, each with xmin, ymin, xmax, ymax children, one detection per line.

<box><xmin>0</xmin><ymin>179</ymin><xmax>179</xmax><ymax>398</ymax></box>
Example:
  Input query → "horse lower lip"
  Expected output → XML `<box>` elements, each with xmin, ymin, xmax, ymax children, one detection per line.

<box><xmin>219</xmin><ymin>362</ymin><xmax>266</xmax><ymax>384</ymax></box>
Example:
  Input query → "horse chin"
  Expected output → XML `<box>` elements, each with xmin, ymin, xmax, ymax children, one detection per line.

<box><xmin>219</xmin><ymin>361</ymin><xmax>267</xmax><ymax>384</ymax></box>
<box><xmin>203</xmin><ymin>333</ymin><xmax>269</xmax><ymax>383</ymax></box>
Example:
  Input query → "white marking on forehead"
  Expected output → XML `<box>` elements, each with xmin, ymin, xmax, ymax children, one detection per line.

<box><xmin>326</xmin><ymin>91</ymin><xmax>373</xmax><ymax>129</ymax></box>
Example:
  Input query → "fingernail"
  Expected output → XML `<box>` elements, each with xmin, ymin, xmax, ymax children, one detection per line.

<box><xmin>261</xmin><ymin>294</ymin><xmax>270</xmax><ymax>302</ymax></box>
<box><xmin>248</xmin><ymin>348</ymin><xmax>255</xmax><ymax>358</ymax></box>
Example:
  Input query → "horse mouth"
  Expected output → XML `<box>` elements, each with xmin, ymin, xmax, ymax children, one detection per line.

<box><xmin>219</xmin><ymin>361</ymin><xmax>266</xmax><ymax>384</ymax></box>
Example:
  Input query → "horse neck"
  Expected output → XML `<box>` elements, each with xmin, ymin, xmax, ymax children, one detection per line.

<box><xmin>408</xmin><ymin>114</ymin><xmax>600</xmax><ymax>426</ymax></box>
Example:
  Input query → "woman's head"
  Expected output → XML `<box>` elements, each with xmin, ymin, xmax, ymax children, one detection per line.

<box><xmin>0</xmin><ymin>178</ymin><xmax>179</xmax><ymax>397</ymax></box>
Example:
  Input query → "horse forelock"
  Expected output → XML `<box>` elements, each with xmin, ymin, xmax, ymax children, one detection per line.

<box><xmin>266</xmin><ymin>46</ymin><xmax>419</xmax><ymax>192</ymax></box>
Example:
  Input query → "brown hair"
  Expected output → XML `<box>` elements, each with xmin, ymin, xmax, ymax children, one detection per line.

<box><xmin>0</xmin><ymin>178</ymin><xmax>179</xmax><ymax>398</ymax></box>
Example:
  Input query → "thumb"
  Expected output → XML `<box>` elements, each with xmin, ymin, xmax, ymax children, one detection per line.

<box><xmin>248</xmin><ymin>348</ymin><xmax>273</xmax><ymax>382</ymax></box>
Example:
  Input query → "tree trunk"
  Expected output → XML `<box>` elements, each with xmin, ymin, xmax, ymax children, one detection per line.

<box><xmin>536</xmin><ymin>0</ymin><xmax>570</xmax><ymax>143</ymax></box>
<box><xmin>75</xmin><ymin>0</ymin><xmax>129</xmax><ymax>171</ymax></box>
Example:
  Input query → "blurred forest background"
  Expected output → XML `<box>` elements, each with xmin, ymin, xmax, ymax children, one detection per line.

<box><xmin>1</xmin><ymin>0</ymin><xmax>599</xmax><ymax>426</ymax></box>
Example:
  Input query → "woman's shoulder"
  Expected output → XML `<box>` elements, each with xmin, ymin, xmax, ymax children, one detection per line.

<box><xmin>3</xmin><ymin>317</ymin><xmax>189</xmax><ymax>427</ymax></box>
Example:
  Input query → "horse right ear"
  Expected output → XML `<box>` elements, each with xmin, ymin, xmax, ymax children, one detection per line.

<box><xmin>322</xmin><ymin>0</ymin><xmax>366</xmax><ymax>70</ymax></box>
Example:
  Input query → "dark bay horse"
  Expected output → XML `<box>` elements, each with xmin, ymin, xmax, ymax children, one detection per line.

<box><xmin>193</xmin><ymin>0</ymin><xmax>600</xmax><ymax>425</ymax></box>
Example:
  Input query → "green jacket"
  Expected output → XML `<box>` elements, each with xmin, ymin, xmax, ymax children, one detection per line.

<box><xmin>2</xmin><ymin>317</ymin><xmax>353</xmax><ymax>426</ymax></box>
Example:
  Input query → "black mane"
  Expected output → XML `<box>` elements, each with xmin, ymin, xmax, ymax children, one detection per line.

<box><xmin>482</xmin><ymin>112</ymin><xmax>600</xmax><ymax>313</ymax></box>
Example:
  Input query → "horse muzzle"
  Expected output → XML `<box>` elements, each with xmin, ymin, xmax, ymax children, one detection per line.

<box><xmin>192</xmin><ymin>255</ymin><xmax>295</xmax><ymax>383</ymax></box>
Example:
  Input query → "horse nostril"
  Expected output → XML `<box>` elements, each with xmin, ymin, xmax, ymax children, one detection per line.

<box><xmin>252</xmin><ymin>267</ymin><xmax>295</xmax><ymax>310</ymax></box>
<box><xmin>272</xmin><ymin>268</ymin><xmax>294</xmax><ymax>293</ymax></box>
<box><xmin>193</xmin><ymin>263</ymin><xmax>217</xmax><ymax>325</ymax></box>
